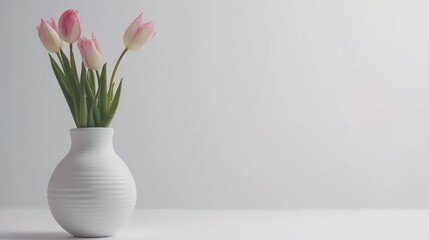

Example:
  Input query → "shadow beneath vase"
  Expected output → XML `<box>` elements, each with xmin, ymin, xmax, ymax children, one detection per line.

<box><xmin>0</xmin><ymin>231</ymin><xmax>74</xmax><ymax>240</ymax></box>
<box><xmin>0</xmin><ymin>231</ymin><xmax>112</xmax><ymax>240</ymax></box>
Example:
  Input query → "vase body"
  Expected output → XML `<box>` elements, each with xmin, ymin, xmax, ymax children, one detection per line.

<box><xmin>47</xmin><ymin>128</ymin><xmax>136</xmax><ymax>238</ymax></box>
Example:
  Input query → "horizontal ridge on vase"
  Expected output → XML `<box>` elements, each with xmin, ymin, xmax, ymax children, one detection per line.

<box><xmin>47</xmin><ymin>128</ymin><xmax>137</xmax><ymax>238</ymax></box>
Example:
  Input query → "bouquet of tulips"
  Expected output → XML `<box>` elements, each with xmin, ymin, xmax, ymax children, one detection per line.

<box><xmin>37</xmin><ymin>9</ymin><xmax>155</xmax><ymax>127</ymax></box>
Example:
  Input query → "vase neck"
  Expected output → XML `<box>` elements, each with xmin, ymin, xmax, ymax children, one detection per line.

<box><xmin>70</xmin><ymin>128</ymin><xmax>114</xmax><ymax>151</ymax></box>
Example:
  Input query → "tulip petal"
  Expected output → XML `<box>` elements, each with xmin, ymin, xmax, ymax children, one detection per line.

<box><xmin>58</xmin><ymin>9</ymin><xmax>82</xmax><ymax>43</ymax></box>
<box><xmin>123</xmin><ymin>13</ymin><xmax>144</xmax><ymax>47</ymax></box>
<box><xmin>92</xmin><ymin>33</ymin><xmax>102</xmax><ymax>53</ymax></box>
<box><xmin>127</xmin><ymin>21</ymin><xmax>155</xmax><ymax>50</ymax></box>
<box><xmin>123</xmin><ymin>13</ymin><xmax>155</xmax><ymax>51</ymax></box>
<box><xmin>37</xmin><ymin>18</ymin><xmax>62</xmax><ymax>53</ymax></box>
<box><xmin>77</xmin><ymin>35</ymin><xmax>104</xmax><ymax>70</ymax></box>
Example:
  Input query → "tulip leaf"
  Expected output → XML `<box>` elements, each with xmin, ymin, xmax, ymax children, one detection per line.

<box><xmin>107</xmin><ymin>82</ymin><xmax>115</xmax><ymax>110</ymax></box>
<box><xmin>108</xmin><ymin>79</ymin><xmax>115</xmax><ymax>104</ymax></box>
<box><xmin>85</xmin><ymin>79</ymin><xmax>95</xmax><ymax>102</ymax></box>
<box><xmin>80</xmin><ymin>63</ymin><xmax>87</xmax><ymax>86</ymax></box>
<box><xmin>93</xmin><ymin>105</ymin><xmax>101</xmax><ymax>126</ymax></box>
<box><xmin>89</xmin><ymin>70</ymin><xmax>96</xmax><ymax>96</ymax></box>
<box><xmin>60</xmin><ymin>50</ymin><xmax>80</xmax><ymax>118</ymax></box>
<box><xmin>110</xmin><ymin>78</ymin><xmax>123</xmax><ymax>115</ymax></box>
<box><xmin>92</xmin><ymin>85</ymin><xmax>102</xmax><ymax>126</ymax></box>
<box><xmin>49</xmin><ymin>54</ymin><xmax>78</xmax><ymax>126</ymax></box>
<box><xmin>103</xmin><ymin>78</ymin><xmax>123</xmax><ymax>126</ymax></box>
<box><xmin>108</xmin><ymin>84</ymin><xmax>113</xmax><ymax>104</ymax></box>
<box><xmin>99</xmin><ymin>64</ymin><xmax>108</xmax><ymax>118</ymax></box>
<box><xmin>84</xmin><ymin>73</ymin><xmax>98</xmax><ymax>128</ymax></box>
<box><xmin>78</xmin><ymin>79</ymin><xmax>87</xmax><ymax>127</ymax></box>
<box><xmin>84</xmin><ymin>82</ymin><xmax>94</xmax><ymax>107</ymax></box>
<box><xmin>60</xmin><ymin>50</ymin><xmax>79</xmax><ymax>96</ymax></box>
<box><xmin>87</xmin><ymin>105</ymin><xmax>95</xmax><ymax>127</ymax></box>
<box><xmin>82</xmin><ymin>65</ymin><xmax>96</xmax><ymax>103</ymax></box>
<box><xmin>70</xmin><ymin>44</ymin><xmax>79</xmax><ymax>84</ymax></box>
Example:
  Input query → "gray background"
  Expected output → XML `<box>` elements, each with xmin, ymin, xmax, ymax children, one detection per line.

<box><xmin>2</xmin><ymin>0</ymin><xmax>429</xmax><ymax>208</ymax></box>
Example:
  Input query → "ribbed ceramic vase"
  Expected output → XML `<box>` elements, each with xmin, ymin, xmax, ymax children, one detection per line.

<box><xmin>47</xmin><ymin>128</ymin><xmax>136</xmax><ymax>238</ymax></box>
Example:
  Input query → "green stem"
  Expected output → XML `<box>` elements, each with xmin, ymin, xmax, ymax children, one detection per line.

<box><xmin>56</xmin><ymin>52</ymin><xmax>63</xmax><ymax>66</ymax></box>
<box><xmin>96</xmin><ymin>70</ymin><xmax>101</xmax><ymax>83</ymax></box>
<box><xmin>90</xmin><ymin>70</ymin><xmax>96</xmax><ymax>96</ymax></box>
<box><xmin>110</xmin><ymin>48</ymin><xmax>128</xmax><ymax>90</ymax></box>
<box><xmin>69</xmin><ymin>43</ymin><xmax>79</xmax><ymax>83</ymax></box>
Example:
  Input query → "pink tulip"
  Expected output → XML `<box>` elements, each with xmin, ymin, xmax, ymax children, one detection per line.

<box><xmin>123</xmin><ymin>13</ymin><xmax>155</xmax><ymax>51</ymax></box>
<box><xmin>58</xmin><ymin>9</ymin><xmax>82</xmax><ymax>43</ymax></box>
<box><xmin>77</xmin><ymin>33</ymin><xmax>104</xmax><ymax>70</ymax></box>
<box><xmin>37</xmin><ymin>18</ymin><xmax>62</xmax><ymax>53</ymax></box>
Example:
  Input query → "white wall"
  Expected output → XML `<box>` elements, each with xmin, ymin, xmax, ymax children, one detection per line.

<box><xmin>2</xmin><ymin>0</ymin><xmax>429</xmax><ymax>208</ymax></box>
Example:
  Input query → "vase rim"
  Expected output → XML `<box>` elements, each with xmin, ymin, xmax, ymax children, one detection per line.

<box><xmin>70</xmin><ymin>127</ymin><xmax>114</xmax><ymax>132</ymax></box>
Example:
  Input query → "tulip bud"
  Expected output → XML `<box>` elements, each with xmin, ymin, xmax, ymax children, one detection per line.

<box><xmin>123</xmin><ymin>13</ymin><xmax>155</xmax><ymax>51</ymax></box>
<box><xmin>77</xmin><ymin>33</ymin><xmax>104</xmax><ymax>70</ymax></box>
<box><xmin>37</xmin><ymin>18</ymin><xmax>62</xmax><ymax>53</ymax></box>
<box><xmin>58</xmin><ymin>9</ymin><xmax>82</xmax><ymax>43</ymax></box>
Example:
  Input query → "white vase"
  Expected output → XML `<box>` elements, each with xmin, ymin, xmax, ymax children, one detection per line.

<box><xmin>47</xmin><ymin>128</ymin><xmax>137</xmax><ymax>238</ymax></box>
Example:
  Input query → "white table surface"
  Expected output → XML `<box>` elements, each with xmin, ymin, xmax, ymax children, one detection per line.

<box><xmin>1</xmin><ymin>208</ymin><xmax>429</xmax><ymax>240</ymax></box>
